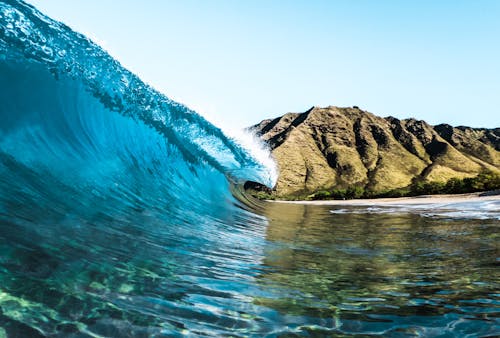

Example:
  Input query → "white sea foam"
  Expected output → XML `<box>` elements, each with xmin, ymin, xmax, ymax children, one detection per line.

<box><xmin>226</xmin><ymin>128</ymin><xmax>278</xmax><ymax>188</ymax></box>
<box><xmin>330</xmin><ymin>199</ymin><xmax>500</xmax><ymax>220</ymax></box>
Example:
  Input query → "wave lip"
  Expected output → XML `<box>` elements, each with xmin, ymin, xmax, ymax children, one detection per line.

<box><xmin>0</xmin><ymin>0</ymin><xmax>276</xmax><ymax>188</ymax></box>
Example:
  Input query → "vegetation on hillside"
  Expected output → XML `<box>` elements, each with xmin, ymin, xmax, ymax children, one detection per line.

<box><xmin>249</xmin><ymin>171</ymin><xmax>500</xmax><ymax>201</ymax></box>
<box><xmin>378</xmin><ymin>171</ymin><xmax>500</xmax><ymax>198</ymax></box>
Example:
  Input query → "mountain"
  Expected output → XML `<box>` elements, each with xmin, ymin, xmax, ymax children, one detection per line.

<box><xmin>250</xmin><ymin>106</ymin><xmax>500</xmax><ymax>197</ymax></box>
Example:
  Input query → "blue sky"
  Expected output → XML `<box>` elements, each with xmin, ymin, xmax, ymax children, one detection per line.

<box><xmin>27</xmin><ymin>0</ymin><xmax>500</xmax><ymax>130</ymax></box>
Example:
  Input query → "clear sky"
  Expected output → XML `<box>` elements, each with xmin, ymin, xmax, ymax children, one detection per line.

<box><xmin>26</xmin><ymin>0</ymin><xmax>500</xmax><ymax>130</ymax></box>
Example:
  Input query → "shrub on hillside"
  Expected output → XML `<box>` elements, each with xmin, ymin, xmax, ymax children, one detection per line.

<box><xmin>307</xmin><ymin>171</ymin><xmax>500</xmax><ymax>201</ymax></box>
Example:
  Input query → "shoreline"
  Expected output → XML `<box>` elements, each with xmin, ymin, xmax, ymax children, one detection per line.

<box><xmin>268</xmin><ymin>191</ymin><xmax>500</xmax><ymax>206</ymax></box>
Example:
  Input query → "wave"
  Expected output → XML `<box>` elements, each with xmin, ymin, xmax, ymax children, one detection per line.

<box><xmin>0</xmin><ymin>1</ymin><xmax>277</xmax><ymax>335</ymax></box>
<box><xmin>0</xmin><ymin>0</ymin><xmax>278</xmax><ymax>220</ymax></box>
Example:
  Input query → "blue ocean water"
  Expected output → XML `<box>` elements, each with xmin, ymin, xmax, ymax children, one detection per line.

<box><xmin>1</xmin><ymin>1</ymin><xmax>499</xmax><ymax>337</ymax></box>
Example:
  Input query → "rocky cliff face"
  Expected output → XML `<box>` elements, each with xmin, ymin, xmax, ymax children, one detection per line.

<box><xmin>250</xmin><ymin>106</ymin><xmax>500</xmax><ymax>197</ymax></box>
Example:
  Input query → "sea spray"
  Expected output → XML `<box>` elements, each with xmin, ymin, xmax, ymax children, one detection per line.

<box><xmin>225</xmin><ymin>127</ymin><xmax>278</xmax><ymax>188</ymax></box>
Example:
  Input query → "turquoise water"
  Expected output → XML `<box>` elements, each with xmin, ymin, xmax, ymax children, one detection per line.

<box><xmin>259</xmin><ymin>202</ymin><xmax>499</xmax><ymax>336</ymax></box>
<box><xmin>0</xmin><ymin>1</ymin><xmax>499</xmax><ymax>336</ymax></box>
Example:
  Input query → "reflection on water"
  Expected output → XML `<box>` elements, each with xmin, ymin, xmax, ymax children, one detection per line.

<box><xmin>257</xmin><ymin>202</ymin><xmax>499</xmax><ymax>336</ymax></box>
<box><xmin>0</xmin><ymin>200</ymin><xmax>499</xmax><ymax>336</ymax></box>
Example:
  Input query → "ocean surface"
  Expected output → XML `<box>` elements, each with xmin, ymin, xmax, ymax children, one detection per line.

<box><xmin>0</xmin><ymin>1</ymin><xmax>499</xmax><ymax>336</ymax></box>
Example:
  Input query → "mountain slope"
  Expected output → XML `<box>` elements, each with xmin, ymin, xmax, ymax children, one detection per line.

<box><xmin>251</xmin><ymin>106</ymin><xmax>500</xmax><ymax>197</ymax></box>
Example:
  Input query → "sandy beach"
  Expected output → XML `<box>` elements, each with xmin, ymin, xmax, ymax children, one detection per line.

<box><xmin>271</xmin><ymin>191</ymin><xmax>500</xmax><ymax>206</ymax></box>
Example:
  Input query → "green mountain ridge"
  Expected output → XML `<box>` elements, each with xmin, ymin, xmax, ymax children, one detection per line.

<box><xmin>250</xmin><ymin>106</ymin><xmax>500</xmax><ymax>198</ymax></box>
